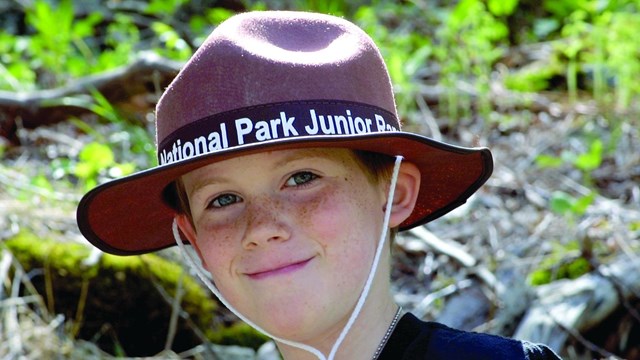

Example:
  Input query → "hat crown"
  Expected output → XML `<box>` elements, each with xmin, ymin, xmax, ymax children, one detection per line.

<box><xmin>156</xmin><ymin>11</ymin><xmax>397</xmax><ymax>147</ymax></box>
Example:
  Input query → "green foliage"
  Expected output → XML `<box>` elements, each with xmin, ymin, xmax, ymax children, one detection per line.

<box><xmin>293</xmin><ymin>0</ymin><xmax>351</xmax><ymax>15</ymax></box>
<box><xmin>26</xmin><ymin>0</ymin><xmax>103</xmax><ymax>83</ymax></box>
<box><xmin>353</xmin><ymin>4</ymin><xmax>432</xmax><ymax>118</ymax></box>
<box><xmin>487</xmin><ymin>0</ymin><xmax>519</xmax><ymax>16</ymax></box>
<box><xmin>30</xmin><ymin>173</ymin><xmax>55</xmax><ymax>196</ymax></box>
<box><xmin>0</xmin><ymin>0</ymin><xmax>142</xmax><ymax>91</ymax></box>
<box><xmin>536</xmin><ymin>137</ymin><xmax>605</xmax><ymax>188</ymax></box>
<box><xmin>574</xmin><ymin>138</ymin><xmax>603</xmax><ymax>172</ymax></box>
<box><xmin>97</xmin><ymin>13</ymin><xmax>141</xmax><ymax>72</ymax></box>
<box><xmin>145</xmin><ymin>0</ymin><xmax>189</xmax><ymax>16</ymax></box>
<box><xmin>529</xmin><ymin>257</ymin><xmax>591</xmax><ymax>285</ymax></box>
<box><xmin>528</xmin><ymin>240</ymin><xmax>593</xmax><ymax>286</ymax></box>
<box><xmin>0</xmin><ymin>32</ymin><xmax>37</xmax><ymax>91</ymax></box>
<box><xmin>503</xmin><ymin>63</ymin><xmax>559</xmax><ymax>93</ymax></box>
<box><xmin>206</xmin><ymin>7</ymin><xmax>236</xmax><ymax>24</ymax></box>
<box><xmin>535</xmin><ymin>134</ymin><xmax>606</xmax><ymax>227</ymax></box>
<box><xmin>543</xmin><ymin>0</ymin><xmax>592</xmax><ymax>18</ymax></box>
<box><xmin>73</xmin><ymin>142</ymin><xmax>135</xmax><ymax>191</ymax></box>
<box><xmin>534</xmin><ymin>154</ymin><xmax>564</xmax><ymax>168</ymax></box>
<box><xmin>40</xmin><ymin>92</ymin><xmax>153</xmax><ymax>191</ymax></box>
<box><xmin>435</xmin><ymin>0</ymin><xmax>509</xmax><ymax>120</ymax></box>
<box><xmin>89</xmin><ymin>89</ymin><xmax>155</xmax><ymax>163</ymax></box>
<box><xmin>549</xmin><ymin>191</ymin><xmax>595</xmax><ymax>217</ymax></box>
<box><xmin>151</xmin><ymin>22</ymin><xmax>192</xmax><ymax>60</ymax></box>
<box><xmin>189</xmin><ymin>8</ymin><xmax>236</xmax><ymax>45</ymax></box>
<box><xmin>602</xmin><ymin>11</ymin><xmax>640</xmax><ymax>110</ymax></box>
<box><xmin>544</xmin><ymin>0</ymin><xmax>640</xmax><ymax>107</ymax></box>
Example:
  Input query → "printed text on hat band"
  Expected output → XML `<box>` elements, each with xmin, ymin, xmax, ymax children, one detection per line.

<box><xmin>158</xmin><ymin>101</ymin><xmax>400</xmax><ymax>166</ymax></box>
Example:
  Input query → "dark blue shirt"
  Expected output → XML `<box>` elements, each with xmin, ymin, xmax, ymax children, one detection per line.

<box><xmin>379</xmin><ymin>313</ymin><xmax>562</xmax><ymax>359</ymax></box>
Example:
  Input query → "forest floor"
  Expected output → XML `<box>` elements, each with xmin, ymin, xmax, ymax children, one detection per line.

<box><xmin>1</xmin><ymin>81</ymin><xmax>639</xmax><ymax>359</ymax></box>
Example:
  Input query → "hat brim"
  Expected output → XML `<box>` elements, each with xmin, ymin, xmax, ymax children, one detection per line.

<box><xmin>77</xmin><ymin>132</ymin><xmax>492</xmax><ymax>255</ymax></box>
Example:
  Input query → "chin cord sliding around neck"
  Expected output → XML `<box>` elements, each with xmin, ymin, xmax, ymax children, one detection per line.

<box><xmin>173</xmin><ymin>155</ymin><xmax>403</xmax><ymax>360</ymax></box>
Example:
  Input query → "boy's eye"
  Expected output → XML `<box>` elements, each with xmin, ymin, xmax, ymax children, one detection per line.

<box><xmin>208</xmin><ymin>194</ymin><xmax>242</xmax><ymax>208</ymax></box>
<box><xmin>285</xmin><ymin>171</ymin><xmax>318</xmax><ymax>187</ymax></box>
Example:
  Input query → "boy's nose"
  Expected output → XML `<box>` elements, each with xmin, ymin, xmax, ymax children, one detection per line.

<box><xmin>241</xmin><ymin>197</ymin><xmax>291</xmax><ymax>249</ymax></box>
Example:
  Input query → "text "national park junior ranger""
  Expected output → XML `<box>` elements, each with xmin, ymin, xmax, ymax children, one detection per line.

<box><xmin>158</xmin><ymin>104</ymin><xmax>400</xmax><ymax>166</ymax></box>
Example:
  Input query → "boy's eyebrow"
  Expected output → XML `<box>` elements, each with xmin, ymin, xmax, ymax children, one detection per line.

<box><xmin>280</xmin><ymin>148</ymin><xmax>348</xmax><ymax>165</ymax></box>
<box><xmin>187</xmin><ymin>174</ymin><xmax>234</xmax><ymax>199</ymax></box>
<box><xmin>272</xmin><ymin>149</ymin><xmax>331</xmax><ymax>167</ymax></box>
<box><xmin>187</xmin><ymin>148</ymin><xmax>341</xmax><ymax>197</ymax></box>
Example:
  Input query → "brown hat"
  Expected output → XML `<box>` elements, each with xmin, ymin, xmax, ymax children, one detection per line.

<box><xmin>77</xmin><ymin>11</ymin><xmax>493</xmax><ymax>255</ymax></box>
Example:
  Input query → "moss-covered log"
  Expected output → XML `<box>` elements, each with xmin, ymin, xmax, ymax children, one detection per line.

<box><xmin>4</xmin><ymin>232</ymin><xmax>267</xmax><ymax>356</ymax></box>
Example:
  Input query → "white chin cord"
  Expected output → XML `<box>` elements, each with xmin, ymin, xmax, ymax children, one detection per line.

<box><xmin>173</xmin><ymin>155</ymin><xmax>403</xmax><ymax>360</ymax></box>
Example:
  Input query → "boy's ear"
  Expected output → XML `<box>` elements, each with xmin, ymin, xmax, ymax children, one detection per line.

<box><xmin>387</xmin><ymin>161</ymin><xmax>421</xmax><ymax>228</ymax></box>
<box><xmin>175</xmin><ymin>215</ymin><xmax>207</xmax><ymax>267</ymax></box>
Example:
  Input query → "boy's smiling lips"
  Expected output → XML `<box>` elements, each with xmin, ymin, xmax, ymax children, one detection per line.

<box><xmin>244</xmin><ymin>256</ymin><xmax>316</xmax><ymax>280</ymax></box>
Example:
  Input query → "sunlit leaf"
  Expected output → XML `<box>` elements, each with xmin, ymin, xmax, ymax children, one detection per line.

<box><xmin>575</xmin><ymin>139</ymin><xmax>603</xmax><ymax>171</ymax></box>
<box><xmin>488</xmin><ymin>0</ymin><xmax>519</xmax><ymax>17</ymax></box>
<box><xmin>206</xmin><ymin>8</ymin><xmax>235</xmax><ymax>25</ymax></box>
<box><xmin>109</xmin><ymin>163</ymin><xmax>136</xmax><ymax>178</ymax></box>
<box><xmin>73</xmin><ymin>162</ymin><xmax>93</xmax><ymax>180</ymax></box>
<box><xmin>79</xmin><ymin>142</ymin><xmax>115</xmax><ymax>170</ymax></box>
<box><xmin>550</xmin><ymin>191</ymin><xmax>575</xmax><ymax>215</ymax></box>
<box><xmin>572</xmin><ymin>192</ymin><xmax>595</xmax><ymax>216</ymax></box>
<box><xmin>535</xmin><ymin>154</ymin><xmax>564</xmax><ymax>168</ymax></box>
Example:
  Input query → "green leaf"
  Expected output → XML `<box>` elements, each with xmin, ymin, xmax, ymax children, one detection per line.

<box><xmin>450</xmin><ymin>0</ymin><xmax>484</xmax><ymax>30</ymax></box>
<box><xmin>488</xmin><ymin>0</ymin><xmax>519</xmax><ymax>16</ymax></box>
<box><xmin>31</xmin><ymin>174</ymin><xmax>53</xmax><ymax>193</ymax></box>
<box><xmin>145</xmin><ymin>0</ymin><xmax>187</xmax><ymax>15</ymax></box>
<box><xmin>550</xmin><ymin>191</ymin><xmax>575</xmax><ymax>215</ymax></box>
<box><xmin>567</xmin><ymin>257</ymin><xmax>591</xmax><ymax>279</ymax></box>
<box><xmin>79</xmin><ymin>142</ymin><xmax>115</xmax><ymax>170</ymax></box>
<box><xmin>110</xmin><ymin>163</ymin><xmax>136</xmax><ymax>178</ymax></box>
<box><xmin>72</xmin><ymin>12</ymin><xmax>102</xmax><ymax>38</ymax></box>
<box><xmin>73</xmin><ymin>162</ymin><xmax>94</xmax><ymax>180</ymax></box>
<box><xmin>572</xmin><ymin>192</ymin><xmax>594</xmax><ymax>216</ymax></box>
<box><xmin>550</xmin><ymin>191</ymin><xmax>594</xmax><ymax>217</ymax></box>
<box><xmin>529</xmin><ymin>269</ymin><xmax>552</xmax><ymax>285</ymax></box>
<box><xmin>574</xmin><ymin>139</ymin><xmax>603</xmax><ymax>171</ymax></box>
<box><xmin>535</xmin><ymin>154</ymin><xmax>564</xmax><ymax>168</ymax></box>
<box><xmin>206</xmin><ymin>8</ymin><xmax>235</xmax><ymax>25</ymax></box>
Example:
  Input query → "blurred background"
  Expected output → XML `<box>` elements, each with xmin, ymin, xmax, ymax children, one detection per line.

<box><xmin>0</xmin><ymin>0</ymin><xmax>638</xmax><ymax>359</ymax></box>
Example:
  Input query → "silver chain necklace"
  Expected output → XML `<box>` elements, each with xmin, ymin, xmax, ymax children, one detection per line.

<box><xmin>371</xmin><ymin>306</ymin><xmax>403</xmax><ymax>360</ymax></box>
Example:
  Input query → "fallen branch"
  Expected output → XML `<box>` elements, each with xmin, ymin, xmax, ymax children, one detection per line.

<box><xmin>0</xmin><ymin>52</ymin><xmax>182</xmax><ymax>143</ymax></box>
<box><xmin>405</xmin><ymin>227</ymin><xmax>477</xmax><ymax>267</ymax></box>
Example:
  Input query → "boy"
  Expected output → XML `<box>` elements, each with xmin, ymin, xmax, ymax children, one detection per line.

<box><xmin>78</xmin><ymin>11</ymin><xmax>560</xmax><ymax>360</ymax></box>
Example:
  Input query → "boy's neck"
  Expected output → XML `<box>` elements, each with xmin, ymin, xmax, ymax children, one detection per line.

<box><xmin>275</xmin><ymin>280</ymin><xmax>398</xmax><ymax>359</ymax></box>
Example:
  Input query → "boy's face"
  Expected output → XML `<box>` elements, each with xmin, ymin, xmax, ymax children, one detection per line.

<box><xmin>176</xmin><ymin>148</ymin><xmax>408</xmax><ymax>341</ymax></box>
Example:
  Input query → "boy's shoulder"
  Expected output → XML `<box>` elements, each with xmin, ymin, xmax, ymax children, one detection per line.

<box><xmin>380</xmin><ymin>312</ymin><xmax>562</xmax><ymax>360</ymax></box>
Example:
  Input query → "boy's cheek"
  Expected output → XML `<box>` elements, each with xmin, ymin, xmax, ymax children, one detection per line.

<box><xmin>195</xmin><ymin>232</ymin><xmax>237</xmax><ymax>271</ymax></box>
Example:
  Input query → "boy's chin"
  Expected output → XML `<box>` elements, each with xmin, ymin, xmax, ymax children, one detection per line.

<box><xmin>266</xmin><ymin>316</ymin><xmax>331</xmax><ymax>346</ymax></box>
<box><xmin>250</xmin><ymin>300</ymin><xmax>334</xmax><ymax>342</ymax></box>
